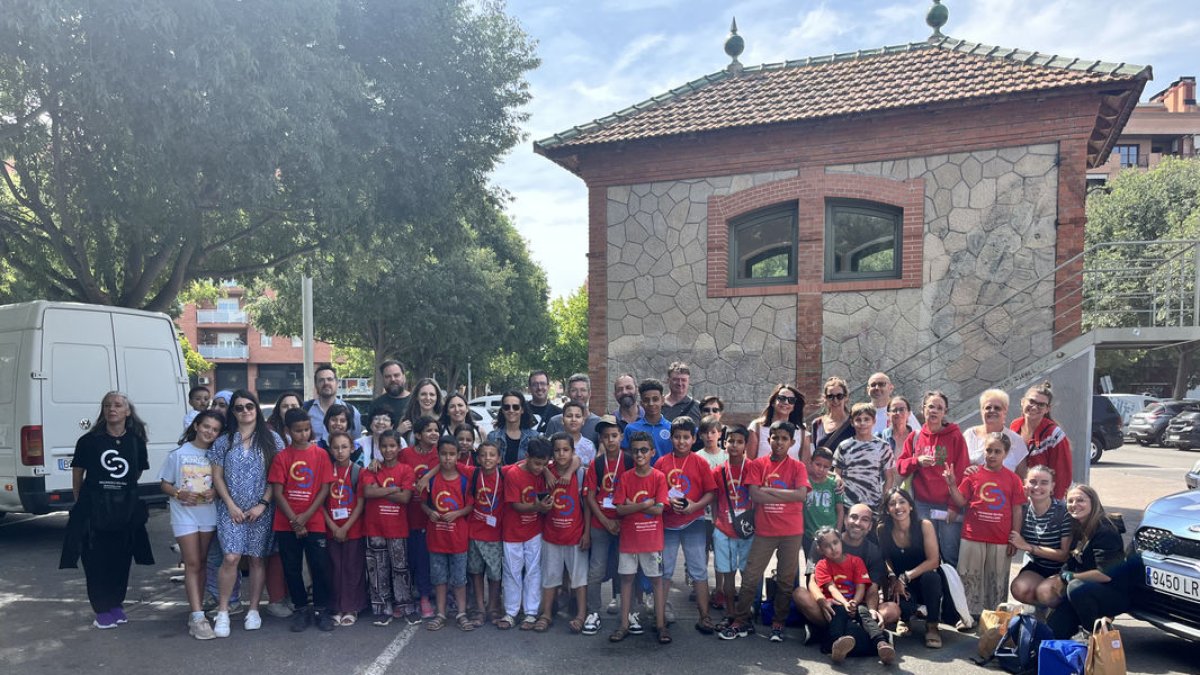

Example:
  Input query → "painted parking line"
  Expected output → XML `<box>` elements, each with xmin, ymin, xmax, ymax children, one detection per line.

<box><xmin>358</xmin><ymin>623</ymin><xmax>419</xmax><ymax>675</ymax></box>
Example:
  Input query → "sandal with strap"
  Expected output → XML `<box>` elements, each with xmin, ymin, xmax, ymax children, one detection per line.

<box><xmin>519</xmin><ymin>615</ymin><xmax>537</xmax><ymax>631</ymax></box>
<box><xmin>695</xmin><ymin>615</ymin><xmax>716</xmax><ymax>634</ymax></box>
<box><xmin>658</xmin><ymin>627</ymin><xmax>673</xmax><ymax>644</ymax></box>
<box><xmin>468</xmin><ymin>610</ymin><xmax>485</xmax><ymax>628</ymax></box>
<box><xmin>609</xmin><ymin>627</ymin><xmax>631</xmax><ymax>642</ymax></box>
<box><xmin>456</xmin><ymin>613</ymin><xmax>475</xmax><ymax>632</ymax></box>
<box><xmin>532</xmin><ymin>615</ymin><xmax>553</xmax><ymax>633</ymax></box>
<box><xmin>495</xmin><ymin>614</ymin><xmax>516</xmax><ymax>630</ymax></box>
<box><xmin>925</xmin><ymin>628</ymin><xmax>942</xmax><ymax>648</ymax></box>
<box><xmin>568</xmin><ymin>617</ymin><xmax>585</xmax><ymax>634</ymax></box>
<box><xmin>425</xmin><ymin>614</ymin><xmax>447</xmax><ymax>631</ymax></box>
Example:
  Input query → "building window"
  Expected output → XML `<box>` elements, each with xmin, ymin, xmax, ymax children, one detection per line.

<box><xmin>825</xmin><ymin>199</ymin><xmax>902</xmax><ymax>281</ymax></box>
<box><xmin>216</xmin><ymin>298</ymin><xmax>239</xmax><ymax>312</ymax></box>
<box><xmin>728</xmin><ymin>203</ymin><xmax>797</xmax><ymax>286</ymax></box>
<box><xmin>260</xmin><ymin>334</ymin><xmax>273</xmax><ymax>347</ymax></box>
<box><xmin>1115</xmin><ymin>144</ymin><xmax>1140</xmax><ymax>168</ymax></box>
<box><xmin>291</xmin><ymin>336</ymin><xmax>303</xmax><ymax>348</ymax></box>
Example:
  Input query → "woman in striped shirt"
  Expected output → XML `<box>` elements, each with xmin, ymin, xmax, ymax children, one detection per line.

<box><xmin>1007</xmin><ymin>465</ymin><xmax>1072</xmax><ymax>608</ymax></box>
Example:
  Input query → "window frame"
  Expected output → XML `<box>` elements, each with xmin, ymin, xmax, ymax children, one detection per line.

<box><xmin>727</xmin><ymin>202</ymin><xmax>798</xmax><ymax>287</ymax></box>
<box><xmin>1115</xmin><ymin>144</ymin><xmax>1140</xmax><ymax>168</ymax></box>
<box><xmin>824</xmin><ymin>199</ymin><xmax>904</xmax><ymax>282</ymax></box>
<box><xmin>260</xmin><ymin>334</ymin><xmax>273</xmax><ymax>347</ymax></box>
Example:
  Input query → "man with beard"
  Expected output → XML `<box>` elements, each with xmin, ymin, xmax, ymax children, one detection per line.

<box><xmin>305</xmin><ymin>364</ymin><xmax>363</xmax><ymax>443</ymax></box>
<box><xmin>609</xmin><ymin>374</ymin><xmax>642</xmax><ymax>433</ymax></box>
<box><xmin>527</xmin><ymin>370</ymin><xmax>561</xmax><ymax>433</ymax></box>
<box><xmin>370</xmin><ymin>360</ymin><xmax>411</xmax><ymax>424</ymax></box>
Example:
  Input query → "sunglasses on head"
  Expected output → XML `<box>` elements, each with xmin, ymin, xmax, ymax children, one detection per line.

<box><xmin>502</xmin><ymin>404</ymin><xmax>522</xmax><ymax>411</ymax></box>
<box><xmin>775</xmin><ymin>394</ymin><xmax>797</xmax><ymax>404</ymax></box>
<box><xmin>233</xmin><ymin>403</ymin><xmax>256</xmax><ymax>413</ymax></box>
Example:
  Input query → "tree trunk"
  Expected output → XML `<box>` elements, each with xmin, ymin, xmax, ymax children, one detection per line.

<box><xmin>1173</xmin><ymin>344</ymin><xmax>1196</xmax><ymax>398</ymax></box>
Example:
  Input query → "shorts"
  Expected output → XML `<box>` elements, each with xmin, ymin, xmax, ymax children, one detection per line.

<box><xmin>467</xmin><ymin>540</ymin><xmax>503</xmax><ymax>581</ymax></box>
<box><xmin>713</xmin><ymin>528</ymin><xmax>752</xmax><ymax>574</ymax></box>
<box><xmin>429</xmin><ymin>551</ymin><xmax>467</xmax><ymax>587</ymax></box>
<box><xmin>541</xmin><ymin>542</ymin><xmax>588</xmax><ymax>589</ymax></box>
<box><xmin>172</xmin><ymin>523</ymin><xmax>216</xmax><ymax>538</ymax></box>
<box><xmin>618</xmin><ymin>551</ymin><xmax>663</xmax><ymax>578</ymax></box>
<box><xmin>1019</xmin><ymin>559</ymin><xmax>1061</xmax><ymax>579</ymax></box>
<box><xmin>662</xmin><ymin>519</ymin><xmax>709</xmax><ymax>582</ymax></box>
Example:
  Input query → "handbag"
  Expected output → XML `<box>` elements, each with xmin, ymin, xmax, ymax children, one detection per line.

<box><xmin>722</xmin><ymin>464</ymin><xmax>755</xmax><ymax>539</ymax></box>
<box><xmin>1085</xmin><ymin>618</ymin><xmax>1126</xmax><ymax>675</ymax></box>
<box><xmin>977</xmin><ymin>602</ymin><xmax>1020</xmax><ymax>660</ymax></box>
<box><xmin>1039</xmin><ymin>639</ymin><xmax>1087</xmax><ymax>675</ymax></box>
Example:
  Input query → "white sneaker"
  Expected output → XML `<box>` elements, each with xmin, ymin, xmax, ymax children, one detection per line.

<box><xmin>606</xmin><ymin>598</ymin><xmax>619</xmax><ymax>615</ymax></box>
<box><xmin>627</xmin><ymin>611</ymin><xmax>644</xmax><ymax>635</ymax></box>
<box><xmin>244</xmin><ymin>610</ymin><xmax>262</xmax><ymax>630</ymax></box>
<box><xmin>213</xmin><ymin>612</ymin><xmax>230</xmax><ymax>638</ymax></box>
<box><xmin>582</xmin><ymin>612</ymin><xmax>600</xmax><ymax>635</ymax></box>
<box><xmin>264</xmin><ymin>601</ymin><xmax>293</xmax><ymax>618</ymax></box>
<box><xmin>188</xmin><ymin>616</ymin><xmax>216</xmax><ymax>640</ymax></box>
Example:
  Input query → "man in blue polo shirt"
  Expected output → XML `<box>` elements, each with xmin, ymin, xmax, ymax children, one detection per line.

<box><xmin>621</xmin><ymin>378</ymin><xmax>673</xmax><ymax>460</ymax></box>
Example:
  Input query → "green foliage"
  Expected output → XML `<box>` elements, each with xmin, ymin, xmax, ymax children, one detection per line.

<box><xmin>542</xmin><ymin>284</ymin><xmax>589</xmax><ymax>384</ymax></box>
<box><xmin>0</xmin><ymin>0</ymin><xmax>536</xmax><ymax>311</ymax></box>
<box><xmin>333</xmin><ymin>345</ymin><xmax>377</xmax><ymax>379</ymax></box>
<box><xmin>178</xmin><ymin>332</ymin><xmax>212</xmax><ymax>378</ymax></box>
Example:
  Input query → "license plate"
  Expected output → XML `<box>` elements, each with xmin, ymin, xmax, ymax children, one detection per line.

<box><xmin>1146</xmin><ymin>563</ymin><xmax>1200</xmax><ymax>603</ymax></box>
<box><xmin>1168</xmin><ymin>433</ymin><xmax>1182</xmax><ymax>440</ymax></box>
<box><xmin>57</xmin><ymin>459</ymin><xmax>72</xmax><ymax>471</ymax></box>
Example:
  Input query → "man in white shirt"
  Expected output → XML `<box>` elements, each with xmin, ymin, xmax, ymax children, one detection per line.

<box><xmin>868</xmin><ymin>372</ymin><xmax>920</xmax><ymax>434</ymax></box>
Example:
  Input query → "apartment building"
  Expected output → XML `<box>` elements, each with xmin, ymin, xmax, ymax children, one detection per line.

<box><xmin>1089</xmin><ymin>76</ymin><xmax>1200</xmax><ymax>185</ymax></box>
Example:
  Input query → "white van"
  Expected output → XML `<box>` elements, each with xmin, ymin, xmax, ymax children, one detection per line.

<box><xmin>0</xmin><ymin>301</ymin><xmax>188</xmax><ymax>517</ymax></box>
<box><xmin>1102</xmin><ymin>393</ymin><xmax>1163</xmax><ymax>433</ymax></box>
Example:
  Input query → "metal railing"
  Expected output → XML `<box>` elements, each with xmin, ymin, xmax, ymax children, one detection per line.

<box><xmin>196</xmin><ymin>309</ymin><xmax>247</xmax><ymax>324</ymax></box>
<box><xmin>198</xmin><ymin>344</ymin><xmax>249</xmax><ymax>359</ymax></box>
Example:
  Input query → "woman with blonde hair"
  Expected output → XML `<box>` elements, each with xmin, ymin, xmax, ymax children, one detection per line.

<box><xmin>963</xmin><ymin>389</ymin><xmax>1028</xmax><ymax>475</ymax></box>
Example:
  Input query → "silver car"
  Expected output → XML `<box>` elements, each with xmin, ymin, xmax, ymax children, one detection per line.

<box><xmin>1130</xmin><ymin>487</ymin><xmax>1200</xmax><ymax>641</ymax></box>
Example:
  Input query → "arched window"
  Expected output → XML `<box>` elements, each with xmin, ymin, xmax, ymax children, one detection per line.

<box><xmin>825</xmin><ymin>199</ymin><xmax>902</xmax><ymax>280</ymax></box>
<box><xmin>728</xmin><ymin>203</ymin><xmax>797</xmax><ymax>286</ymax></box>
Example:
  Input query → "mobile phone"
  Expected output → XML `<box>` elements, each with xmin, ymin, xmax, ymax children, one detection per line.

<box><xmin>934</xmin><ymin>446</ymin><xmax>947</xmax><ymax>466</ymax></box>
<box><xmin>535</xmin><ymin>492</ymin><xmax>550</xmax><ymax>502</ymax></box>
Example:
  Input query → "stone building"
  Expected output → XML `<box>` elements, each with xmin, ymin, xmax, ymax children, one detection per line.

<box><xmin>534</xmin><ymin>12</ymin><xmax>1150</xmax><ymax>415</ymax></box>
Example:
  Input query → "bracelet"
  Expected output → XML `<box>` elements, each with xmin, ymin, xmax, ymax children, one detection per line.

<box><xmin>257</xmin><ymin>498</ymin><xmax>270</xmax><ymax>507</ymax></box>
<box><xmin>899</xmin><ymin>572</ymin><xmax>910</xmax><ymax>585</ymax></box>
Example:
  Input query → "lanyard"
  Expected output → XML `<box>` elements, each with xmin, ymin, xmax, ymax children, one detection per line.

<box><xmin>479</xmin><ymin>468</ymin><xmax>499</xmax><ymax>513</ymax></box>
<box><xmin>599</xmin><ymin>453</ymin><xmax>619</xmax><ymax>493</ymax></box>
<box><xmin>725</xmin><ymin>457</ymin><xmax>745</xmax><ymax>499</ymax></box>
<box><xmin>667</xmin><ymin>452</ymin><xmax>692</xmax><ymax>490</ymax></box>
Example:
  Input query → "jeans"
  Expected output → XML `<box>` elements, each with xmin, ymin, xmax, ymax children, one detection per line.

<box><xmin>1048</xmin><ymin>579</ymin><xmax>1128</xmax><ymax>639</ymax></box>
<box><xmin>276</xmin><ymin>531</ymin><xmax>332</xmax><ymax>610</ymax></box>
<box><xmin>409</xmin><ymin>529</ymin><xmax>432</xmax><ymax>599</ymax></box>
<box><xmin>916</xmin><ymin>500</ymin><xmax>962</xmax><ymax>566</ymax></box>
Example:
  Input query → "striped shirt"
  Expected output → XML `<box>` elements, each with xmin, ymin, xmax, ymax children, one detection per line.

<box><xmin>1020</xmin><ymin>498</ymin><xmax>1071</xmax><ymax>573</ymax></box>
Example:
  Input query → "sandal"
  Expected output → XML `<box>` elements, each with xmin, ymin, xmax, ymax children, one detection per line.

<box><xmin>341</xmin><ymin>614</ymin><xmax>357</xmax><ymax>626</ymax></box>
<box><xmin>456</xmin><ymin>613</ymin><xmax>475</xmax><ymax>632</ymax></box>
<box><xmin>609</xmin><ymin>627</ymin><xmax>631</xmax><ymax>642</ymax></box>
<box><xmin>695</xmin><ymin>615</ymin><xmax>715</xmax><ymax>634</ymax></box>
<box><xmin>495</xmin><ymin>614</ymin><xmax>516</xmax><ymax>630</ymax></box>
<box><xmin>658</xmin><ymin>627</ymin><xmax>673</xmax><ymax>644</ymax></box>
<box><xmin>532</xmin><ymin>615</ymin><xmax>553</xmax><ymax>633</ymax></box>
<box><xmin>468</xmin><ymin>610</ymin><xmax>485</xmax><ymax>628</ymax></box>
<box><xmin>425</xmin><ymin>614</ymin><xmax>447</xmax><ymax>631</ymax></box>
<box><xmin>519</xmin><ymin>615</ymin><xmax>537</xmax><ymax>631</ymax></box>
<box><xmin>925</xmin><ymin>628</ymin><xmax>942</xmax><ymax>649</ymax></box>
<box><xmin>568</xmin><ymin>617</ymin><xmax>585</xmax><ymax>634</ymax></box>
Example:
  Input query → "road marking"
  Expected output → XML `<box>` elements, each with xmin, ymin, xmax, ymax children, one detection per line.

<box><xmin>0</xmin><ymin>513</ymin><xmax>67</xmax><ymax>528</ymax></box>
<box><xmin>358</xmin><ymin>623</ymin><xmax>419</xmax><ymax>675</ymax></box>
<box><xmin>0</xmin><ymin>592</ymin><xmax>189</xmax><ymax>610</ymax></box>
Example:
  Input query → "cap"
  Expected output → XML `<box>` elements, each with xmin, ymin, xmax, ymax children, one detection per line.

<box><xmin>595</xmin><ymin>414</ymin><xmax>619</xmax><ymax>432</ymax></box>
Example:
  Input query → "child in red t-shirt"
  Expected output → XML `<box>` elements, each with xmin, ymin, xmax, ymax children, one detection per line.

<box><xmin>322</xmin><ymin>431</ymin><xmax>367</xmax><ymax>625</ymax></box>
<box><xmin>712</xmin><ymin>425</ymin><xmax>754</xmax><ymax>625</ymax></box>
<box><xmin>534</xmin><ymin>432</ymin><xmax>590</xmax><ymax>634</ymax></box>
<box><xmin>499</xmin><ymin>437</ymin><xmax>552</xmax><ymax>630</ymax></box>
<box><xmin>467</xmin><ymin>441</ymin><xmax>504</xmax><ymax>627</ymax></box>
<box><xmin>813</xmin><ymin>527</ymin><xmax>895</xmax><ymax>664</ymax></box>
<box><xmin>945</xmin><ymin>431</ymin><xmax>1025</xmax><ymax>616</ymax></box>
<box><xmin>612</xmin><ymin>432</ymin><xmax>669</xmax><ymax>643</ymax></box>
<box><xmin>361</xmin><ymin>430</ymin><xmax>415</xmax><ymax>626</ymax></box>
<box><xmin>583</xmin><ymin>416</ymin><xmax>632</xmax><ymax>634</ymax></box>
<box><xmin>268</xmin><ymin>409</ymin><xmax>335</xmax><ymax>632</ymax></box>
<box><xmin>421</xmin><ymin>437</ymin><xmax>474</xmax><ymax>631</ymax></box>
<box><xmin>400</xmin><ymin>416</ymin><xmax>441</xmax><ymax>619</ymax></box>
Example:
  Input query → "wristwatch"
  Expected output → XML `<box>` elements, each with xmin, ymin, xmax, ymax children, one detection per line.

<box><xmin>258</xmin><ymin>498</ymin><xmax>270</xmax><ymax>507</ymax></box>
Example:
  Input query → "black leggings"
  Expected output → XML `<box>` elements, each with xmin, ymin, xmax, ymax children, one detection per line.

<box><xmin>824</xmin><ymin>604</ymin><xmax>889</xmax><ymax>655</ymax></box>
<box><xmin>81</xmin><ymin>530</ymin><xmax>135</xmax><ymax>613</ymax></box>
<box><xmin>898</xmin><ymin>568</ymin><xmax>954</xmax><ymax>625</ymax></box>
<box><xmin>1048</xmin><ymin>579</ymin><xmax>1128</xmax><ymax>639</ymax></box>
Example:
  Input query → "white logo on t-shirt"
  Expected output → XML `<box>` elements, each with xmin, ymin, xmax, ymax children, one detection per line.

<box><xmin>100</xmin><ymin>449</ymin><xmax>130</xmax><ymax>479</ymax></box>
<box><xmin>658</xmin><ymin>429</ymin><xmax>670</xmax><ymax>440</ymax></box>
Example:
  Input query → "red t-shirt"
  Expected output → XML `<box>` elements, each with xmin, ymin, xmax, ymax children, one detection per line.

<box><xmin>502</xmin><ymin>462</ymin><xmax>546</xmax><ymax>543</ymax></box>
<box><xmin>268</xmin><ymin>444</ymin><xmax>334</xmax><ymax>533</ymax></box>
<box><xmin>957</xmin><ymin>466</ymin><xmax>1026</xmax><ymax>545</ymax></box>
<box><xmin>814</xmin><ymin>553</ymin><xmax>871</xmax><ymax>600</ymax></box>
<box><xmin>426</xmin><ymin>468</ymin><xmax>473</xmax><ymax>554</ymax></box>
<box><xmin>399</xmin><ymin>446</ymin><xmax>437</xmax><ymax>531</ymax></box>
<box><xmin>745</xmin><ymin>454</ymin><xmax>810</xmax><ymax>537</ymax></box>
<box><xmin>712</xmin><ymin>458</ymin><xmax>753</xmax><ymax>539</ymax></box>
<box><xmin>585</xmin><ymin>452</ymin><xmax>631</xmax><ymax>530</ymax></box>
<box><xmin>613</xmin><ymin>468</ymin><xmax>669</xmax><ymax>554</ymax></box>
<box><xmin>325</xmin><ymin>462</ymin><xmax>363</xmax><ymax>539</ymax></box>
<box><xmin>544</xmin><ymin>470</ymin><xmax>585</xmax><ymax>546</ymax></box>
<box><xmin>468</xmin><ymin>467</ymin><xmax>505</xmax><ymax>543</ymax></box>
<box><xmin>361</xmin><ymin>462</ymin><xmax>415</xmax><ymax>539</ymax></box>
<box><xmin>654</xmin><ymin>451</ymin><xmax>717</xmax><ymax>530</ymax></box>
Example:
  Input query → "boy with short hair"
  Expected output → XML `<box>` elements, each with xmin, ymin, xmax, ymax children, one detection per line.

<box><xmin>499</xmin><ymin>436</ymin><xmax>553</xmax><ymax>630</ymax></box>
<box><xmin>655</xmin><ymin>417</ymin><xmax>718</xmax><ymax>633</ymax></box>
<box><xmin>421</xmin><ymin>437</ymin><xmax>475</xmax><ymax>631</ymax></box>
<box><xmin>804</xmin><ymin>447</ymin><xmax>845</xmax><ymax>571</ymax></box>
<box><xmin>834</xmin><ymin>402</ymin><xmax>895</xmax><ymax>513</ymax></box>
<box><xmin>712</xmin><ymin>425</ymin><xmax>754</xmax><ymax>626</ymax></box>
<box><xmin>720</xmin><ymin>420</ymin><xmax>810</xmax><ymax>643</ymax></box>
<box><xmin>622</xmin><ymin>379</ymin><xmax>673</xmax><ymax>460</ymax></box>
<box><xmin>467</xmin><ymin>441</ymin><xmax>504</xmax><ymax>627</ymax></box>
<box><xmin>583</xmin><ymin>415</ymin><xmax>632</xmax><ymax>635</ymax></box>
<box><xmin>535</xmin><ymin>432</ymin><xmax>590</xmax><ymax>633</ymax></box>
<box><xmin>184</xmin><ymin>385</ymin><xmax>211</xmax><ymax>429</ymax></box>
<box><xmin>611</xmin><ymin>432</ymin><xmax>670</xmax><ymax>643</ymax></box>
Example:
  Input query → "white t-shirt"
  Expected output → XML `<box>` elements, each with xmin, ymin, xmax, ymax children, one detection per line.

<box><xmin>963</xmin><ymin>426</ymin><xmax>1029</xmax><ymax>471</ymax></box>
<box><xmin>158</xmin><ymin>442</ymin><xmax>217</xmax><ymax>529</ymax></box>
<box><xmin>873</xmin><ymin>406</ymin><xmax>922</xmax><ymax>435</ymax></box>
<box><xmin>748</xmin><ymin>419</ymin><xmax>805</xmax><ymax>461</ymax></box>
<box><xmin>354</xmin><ymin>434</ymin><xmax>408</xmax><ymax>467</ymax></box>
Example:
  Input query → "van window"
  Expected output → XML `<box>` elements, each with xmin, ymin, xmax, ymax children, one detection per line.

<box><xmin>121</xmin><ymin>347</ymin><xmax>180</xmax><ymax>402</ymax></box>
<box><xmin>52</xmin><ymin>343</ymin><xmax>114</xmax><ymax>403</ymax></box>
<box><xmin>0</xmin><ymin>342</ymin><xmax>17</xmax><ymax>404</ymax></box>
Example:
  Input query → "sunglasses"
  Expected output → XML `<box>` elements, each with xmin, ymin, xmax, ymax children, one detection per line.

<box><xmin>775</xmin><ymin>394</ymin><xmax>797</xmax><ymax>404</ymax></box>
<box><xmin>701</xmin><ymin>407</ymin><xmax>721</xmax><ymax>414</ymax></box>
<box><xmin>233</xmin><ymin>403</ymin><xmax>256</xmax><ymax>413</ymax></box>
<box><xmin>502</xmin><ymin>404</ymin><xmax>522</xmax><ymax>411</ymax></box>
<box><xmin>825</xmin><ymin>392</ymin><xmax>847</xmax><ymax>401</ymax></box>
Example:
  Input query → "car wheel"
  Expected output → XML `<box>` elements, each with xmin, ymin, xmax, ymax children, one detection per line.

<box><xmin>1137</xmin><ymin>437</ymin><xmax>1150</xmax><ymax>446</ymax></box>
<box><xmin>1089</xmin><ymin>437</ymin><xmax>1103</xmax><ymax>464</ymax></box>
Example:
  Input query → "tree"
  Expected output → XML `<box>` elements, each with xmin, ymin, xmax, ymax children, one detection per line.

<box><xmin>543</xmin><ymin>284</ymin><xmax>589</xmax><ymax>384</ymax></box>
<box><xmin>178</xmin><ymin>333</ymin><xmax>211</xmax><ymax>378</ymax></box>
<box><xmin>1086</xmin><ymin>157</ymin><xmax>1200</xmax><ymax>396</ymax></box>
<box><xmin>0</xmin><ymin>0</ymin><xmax>536</xmax><ymax>311</ymax></box>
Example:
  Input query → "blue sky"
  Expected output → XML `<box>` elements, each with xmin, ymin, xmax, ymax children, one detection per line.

<box><xmin>492</xmin><ymin>0</ymin><xmax>1200</xmax><ymax>299</ymax></box>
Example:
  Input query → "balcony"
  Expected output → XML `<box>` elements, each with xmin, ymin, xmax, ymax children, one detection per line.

<box><xmin>256</xmin><ymin>376</ymin><xmax>304</xmax><ymax>392</ymax></box>
<box><xmin>198</xmin><ymin>344</ymin><xmax>249</xmax><ymax>359</ymax></box>
<box><xmin>196</xmin><ymin>309</ymin><xmax>247</xmax><ymax>324</ymax></box>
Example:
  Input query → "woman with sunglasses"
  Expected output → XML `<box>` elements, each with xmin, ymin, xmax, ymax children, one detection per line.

<box><xmin>485</xmin><ymin>390</ymin><xmax>539</xmax><ymax>465</ymax></box>
<box><xmin>747</xmin><ymin>385</ymin><xmax>809</xmax><ymax>461</ymax></box>
<box><xmin>1010</xmin><ymin>382</ymin><xmax>1072</xmax><ymax>500</ymax></box>
<box><xmin>208</xmin><ymin>390</ymin><xmax>285</xmax><ymax>636</ymax></box>
<box><xmin>895</xmin><ymin>391</ymin><xmax>969</xmax><ymax>566</ymax></box>
<box><xmin>963</xmin><ymin>389</ymin><xmax>1028</xmax><ymax>476</ymax></box>
<box><xmin>813</xmin><ymin>377</ymin><xmax>854</xmax><ymax>454</ymax></box>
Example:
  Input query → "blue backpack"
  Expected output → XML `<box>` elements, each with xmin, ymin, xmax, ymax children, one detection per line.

<box><xmin>993</xmin><ymin>614</ymin><xmax>1054</xmax><ymax>674</ymax></box>
<box><xmin>1037</xmin><ymin>640</ymin><xmax>1087</xmax><ymax>675</ymax></box>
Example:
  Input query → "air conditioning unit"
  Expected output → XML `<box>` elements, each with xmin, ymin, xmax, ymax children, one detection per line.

<box><xmin>198</xmin><ymin>377</ymin><xmax>211</xmax><ymax>385</ymax></box>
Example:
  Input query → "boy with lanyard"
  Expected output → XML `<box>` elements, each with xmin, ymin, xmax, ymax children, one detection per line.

<box><xmin>583</xmin><ymin>415</ymin><xmax>632</xmax><ymax>636</ymax></box>
<box><xmin>467</xmin><ymin>441</ymin><xmax>505</xmax><ymax>628</ymax></box>
<box><xmin>654</xmin><ymin>417</ymin><xmax>718</xmax><ymax>634</ymax></box>
<box><xmin>534</xmin><ymin>432</ymin><xmax>590</xmax><ymax>633</ymax></box>
<box><xmin>498</xmin><ymin>436</ymin><xmax>554</xmax><ymax>630</ymax></box>
<box><xmin>610</xmin><ymin>432</ymin><xmax>670</xmax><ymax>644</ymax></box>
<box><xmin>712</xmin><ymin>424</ymin><xmax>753</xmax><ymax>629</ymax></box>
<box><xmin>421</xmin><ymin>437</ymin><xmax>475</xmax><ymax>631</ymax></box>
<box><xmin>720</xmin><ymin>420</ymin><xmax>810</xmax><ymax>642</ymax></box>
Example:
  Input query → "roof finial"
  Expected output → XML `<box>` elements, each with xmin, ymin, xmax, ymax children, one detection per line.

<box><xmin>926</xmin><ymin>0</ymin><xmax>949</xmax><ymax>40</ymax></box>
<box><xmin>725</xmin><ymin>17</ymin><xmax>745</xmax><ymax>74</ymax></box>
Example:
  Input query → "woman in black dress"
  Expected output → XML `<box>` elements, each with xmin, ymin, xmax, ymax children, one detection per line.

<box><xmin>877</xmin><ymin>487</ymin><xmax>957</xmax><ymax>648</ymax></box>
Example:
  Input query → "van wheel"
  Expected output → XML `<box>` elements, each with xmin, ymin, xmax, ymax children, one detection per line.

<box><xmin>1089</xmin><ymin>437</ymin><xmax>1104</xmax><ymax>464</ymax></box>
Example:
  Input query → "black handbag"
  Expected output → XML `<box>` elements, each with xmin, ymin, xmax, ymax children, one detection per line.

<box><xmin>722</xmin><ymin>464</ymin><xmax>755</xmax><ymax>539</ymax></box>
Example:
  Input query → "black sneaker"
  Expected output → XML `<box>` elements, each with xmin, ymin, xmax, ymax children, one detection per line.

<box><xmin>290</xmin><ymin>608</ymin><xmax>312</xmax><ymax>632</ymax></box>
<box><xmin>315</xmin><ymin>610</ymin><xmax>335</xmax><ymax>632</ymax></box>
<box><xmin>718</xmin><ymin>621</ymin><xmax>750</xmax><ymax>640</ymax></box>
<box><xmin>770</xmin><ymin>626</ymin><xmax>784</xmax><ymax>642</ymax></box>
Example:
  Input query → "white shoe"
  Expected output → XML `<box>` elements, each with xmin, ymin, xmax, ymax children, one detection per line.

<box><xmin>188</xmin><ymin>616</ymin><xmax>216</xmax><ymax>640</ymax></box>
<box><xmin>213</xmin><ymin>612</ymin><xmax>230</xmax><ymax>638</ymax></box>
<box><xmin>582</xmin><ymin>612</ymin><xmax>600</xmax><ymax>635</ymax></box>
<box><xmin>627</xmin><ymin>612</ymin><xmax>644</xmax><ymax>635</ymax></box>
<box><xmin>244</xmin><ymin>610</ymin><xmax>262</xmax><ymax>630</ymax></box>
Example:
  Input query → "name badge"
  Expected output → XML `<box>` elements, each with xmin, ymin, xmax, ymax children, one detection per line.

<box><xmin>485</xmin><ymin>515</ymin><xmax>498</xmax><ymax>528</ymax></box>
<box><xmin>668</xmin><ymin>487</ymin><xmax>685</xmax><ymax>500</ymax></box>
<box><xmin>602</xmin><ymin>496</ymin><xmax>614</xmax><ymax>510</ymax></box>
<box><xmin>332</xmin><ymin>508</ymin><xmax>350</xmax><ymax>520</ymax></box>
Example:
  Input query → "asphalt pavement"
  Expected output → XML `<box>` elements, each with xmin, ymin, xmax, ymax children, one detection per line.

<box><xmin>1</xmin><ymin>442</ymin><xmax>1196</xmax><ymax>675</ymax></box>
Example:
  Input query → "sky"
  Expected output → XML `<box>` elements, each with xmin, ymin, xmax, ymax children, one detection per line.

<box><xmin>491</xmin><ymin>0</ymin><xmax>1200</xmax><ymax>299</ymax></box>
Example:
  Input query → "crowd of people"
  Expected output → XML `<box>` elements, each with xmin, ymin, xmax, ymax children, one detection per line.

<box><xmin>62</xmin><ymin>361</ymin><xmax>1132</xmax><ymax>664</ymax></box>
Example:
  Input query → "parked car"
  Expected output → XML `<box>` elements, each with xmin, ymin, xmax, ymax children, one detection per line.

<box><xmin>1090</xmin><ymin>395</ymin><xmax>1124</xmax><ymax>464</ymax></box>
<box><xmin>1102</xmin><ymin>393</ymin><xmax>1162</xmax><ymax>434</ymax></box>
<box><xmin>468</xmin><ymin>393</ymin><xmax>530</xmax><ymax>415</ymax></box>
<box><xmin>1164</xmin><ymin>412</ymin><xmax>1200</xmax><ymax>451</ymax></box>
<box><xmin>469</xmin><ymin>405</ymin><xmax>495</xmax><ymax>437</ymax></box>
<box><xmin>1128</xmin><ymin>400</ymin><xmax>1200</xmax><ymax>446</ymax></box>
<box><xmin>1129</xmin><ymin>488</ymin><xmax>1200</xmax><ymax>642</ymax></box>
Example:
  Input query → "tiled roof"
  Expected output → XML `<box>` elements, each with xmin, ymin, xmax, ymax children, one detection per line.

<box><xmin>534</xmin><ymin>36</ymin><xmax>1150</xmax><ymax>151</ymax></box>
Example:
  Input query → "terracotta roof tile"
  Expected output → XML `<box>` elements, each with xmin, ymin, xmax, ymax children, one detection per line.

<box><xmin>535</xmin><ymin>37</ymin><xmax>1150</xmax><ymax>151</ymax></box>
